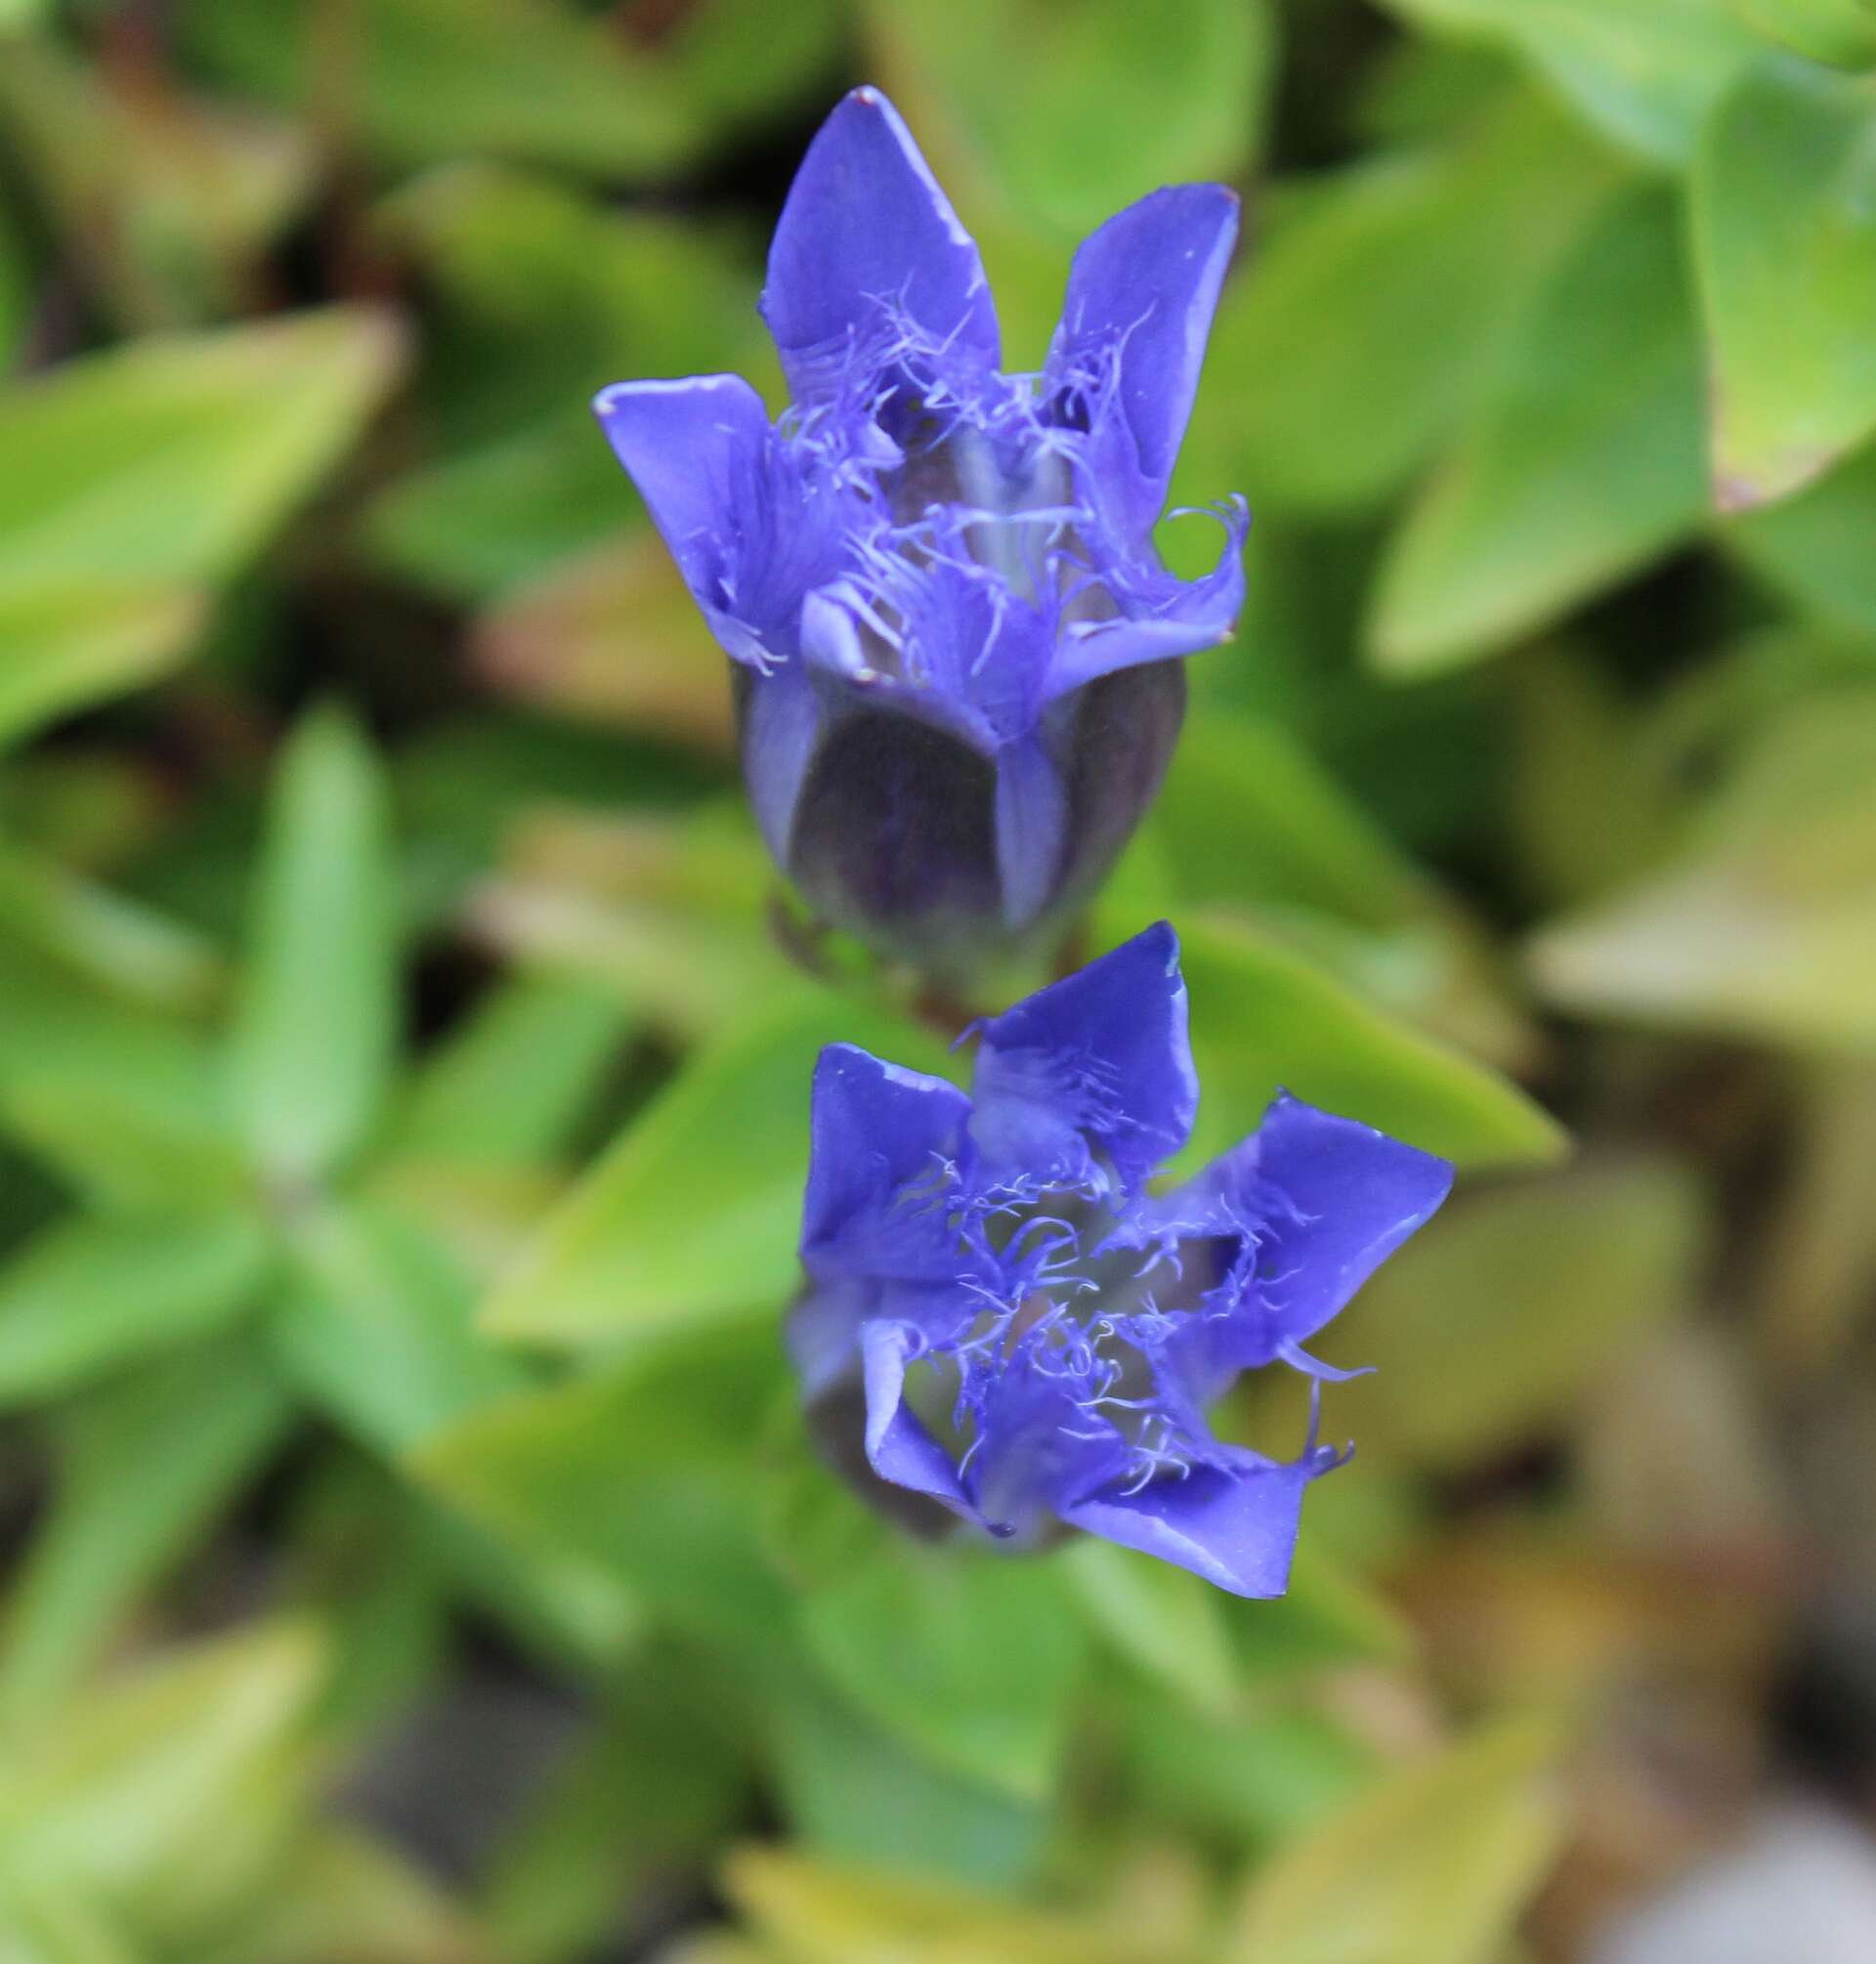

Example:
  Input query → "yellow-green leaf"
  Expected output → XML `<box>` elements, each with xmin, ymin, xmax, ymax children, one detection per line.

<box><xmin>1225</xmin><ymin>1717</ymin><xmax>1568</xmax><ymax>1964</ymax></box>
<box><xmin>1157</xmin><ymin>913</ymin><xmax>1565</xmax><ymax>1171</ymax></box>
<box><xmin>0</xmin><ymin>1212</ymin><xmax>270</xmax><ymax>1407</ymax></box>
<box><xmin>1378</xmin><ymin>0</ymin><xmax>1755</xmax><ymax>163</ymax></box>
<box><xmin>0</xmin><ymin>308</ymin><xmax>404</xmax><ymax>588</ymax></box>
<box><xmin>1695</xmin><ymin>56</ymin><xmax>1876</xmax><ymax>509</ymax></box>
<box><xmin>226</xmin><ymin>706</ymin><xmax>398</xmax><ymax>1184</ymax></box>
<box><xmin>0</xmin><ymin>1622</ymin><xmax>326</xmax><ymax>1944</ymax></box>
<box><xmin>480</xmin><ymin>993</ymin><xmax>948</xmax><ymax>1347</ymax></box>
<box><xmin>1371</xmin><ymin>183</ymin><xmax>1706</xmax><ymax>674</ymax></box>
<box><xmin>1732</xmin><ymin>0</ymin><xmax>1876</xmax><ymax>68</ymax></box>
<box><xmin>0</xmin><ymin>584</ymin><xmax>205</xmax><ymax>750</ymax></box>
<box><xmin>0</xmin><ymin>1336</ymin><xmax>290</xmax><ymax>1727</ymax></box>
<box><xmin>1326</xmin><ymin>1159</ymin><xmax>1704</xmax><ymax>1466</ymax></box>
<box><xmin>1189</xmin><ymin>92</ymin><xmax>1626</xmax><ymax>513</ymax></box>
<box><xmin>1528</xmin><ymin>689</ymin><xmax>1876</xmax><ymax>1048</ymax></box>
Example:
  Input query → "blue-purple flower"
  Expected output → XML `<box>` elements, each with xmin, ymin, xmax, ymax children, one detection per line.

<box><xmin>594</xmin><ymin>89</ymin><xmax>1246</xmax><ymax>971</ymax></box>
<box><xmin>789</xmin><ymin>924</ymin><xmax>1453</xmax><ymax>1596</ymax></box>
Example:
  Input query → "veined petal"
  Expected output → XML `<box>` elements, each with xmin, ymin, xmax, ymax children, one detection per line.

<box><xmin>1060</xmin><ymin>1454</ymin><xmax>1312</xmax><ymax>1599</ymax></box>
<box><xmin>802</xmin><ymin>1044</ymin><xmax>972</xmax><ymax>1282</ymax></box>
<box><xmin>800</xmin><ymin>553</ymin><xmax>1060</xmax><ymax>754</ymax></box>
<box><xmin>993</xmin><ymin>738</ymin><xmax>1068</xmax><ymax>933</ymax></box>
<box><xmin>761</xmin><ymin>87</ymin><xmax>1000</xmax><ymax>406</ymax></box>
<box><xmin>1149</xmin><ymin>1090</ymin><xmax>1453</xmax><ymax>1397</ymax></box>
<box><xmin>967</xmin><ymin>1349</ymin><xmax>1130</xmax><ymax>1542</ymax></box>
<box><xmin>1044</xmin><ymin>501</ymin><xmax>1246</xmax><ymax>704</ymax></box>
<box><xmin>1047</xmin><ymin>185</ymin><xmax>1239</xmax><ymax>541</ymax></box>
<box><xmin>1241</xmin><ymin>1090</ymin><xmax>1454</xmax><ymax>1344</ymax></box>
<box><xmin>591</xmin><ymin>373</ymin><xmax>770</xmax><ymax>631</ymax></box>
<box><xmin>736</xmin><ymin>662</ymin><xmax>823</xmax><ymax>864</ymax></box>
<box><xmin>862</xmin><ymin>1318</ymin><xmax>972</xmax><ymax>1514</ymax></box>
<box><xmin>969</xmin><ymin>921</ymin><xmax>1197</xmax><ymax>1196</ymax></box>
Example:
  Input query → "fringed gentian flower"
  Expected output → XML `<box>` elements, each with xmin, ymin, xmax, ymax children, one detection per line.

<box><xmin>594</xmin><ymin>89</ymin><xmax>1247</xmax><ymax>972</ymax></box>
<box><xmin>789</xmin><ymin>924</ymin><xmax>1453</xmax><ymax>1596</ymax></box>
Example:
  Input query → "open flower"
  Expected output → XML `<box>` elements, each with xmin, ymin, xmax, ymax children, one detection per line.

<box><xmin>595</xmin><ymin>89</ymin><xmax>1246</xmax><ymax>972</ymax></box>
<box><xmin>789</xmin><ymin>924</ymin><xmax>1453</xmax><ymax>1596</ymax></box>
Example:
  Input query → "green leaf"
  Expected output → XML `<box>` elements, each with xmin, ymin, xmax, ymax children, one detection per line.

<box><xmin>797</xmin><ymin>1539</ymin><xmax>1087</xmax><ymax>1803</ymax></box>
<box><xmin>226</xmin><ymin>706</ymin><xmax>398</xmax><ymax>1184</ymax></box>
<box><xmin>0</xmin><ymin>584</ymin><xmax>206</xmax><ymax>750</ymax></box>
<box><xmin>1126</xmin><ymin>710</ymin><xmax>1537</xmax><ymax>1071</ymax></box>
<box><xmin>471</xmin><ymin>806</ymin><xmax>804</xmax><ymax>1046</ymax></box>
<box><xmin>373</xmin><ymin>163</ymin><xmax>767</xmax><ymax>428</ymax></box>
<box><xmin>0</xmin><ymin>1336</ymin><xmax>291</xmax><ymax>1726</ymax></box>
<box><xmin>270</xmin><ymin>1198</ymin><xmax>527</xmax><ymax>1456</ymax></box>
<box><xmin>656</xmin><ymin>0</ymin><xmax>846</xmax><ymax>135</ymax></box>
<box><xmin>1059</xmin><ymin>1539</ymin><xmax>1240</xmax><ymax>1718</ymax></box>
<box><xmin>0</xmin><ymin>1072</ymin><xmax>250</xmax><ymax>1218</ymax></box>
<box><xmin>0</xmin><ymin>949</ymin><xmax>236</xmax><ymax>1206</ymax></box>
<box><xmin>767</xmin><ymin>1671</ymin><xmax>1047</xmax><ymax>1893</ymax></box>
<box><xmin>1378</xmin><ymin>0</ymin><xmax>1756</xmax><ymax>163</ymax></box>
<box><xmin>1326</xmin><ymin>1159</ymin><xmax>1704</xmax><ymax>1466</ymax></box>
<box><xmin>0</xmin><ymin>308</ymin><xmax>404</xmax><ymax>588</ymax></box>
<box><xmin>1229</xmin><ymin>1539</ymin><xmax>1417</xmax><ymax>1682</ymax></box>
<box><xmin>0</xmin><ymin>1211</ymin><xmax>270</xmax><ymax>1406</ymax></box>
<box><xmin>868</xmin><ymin>0</ymin><xmax>1274</xmax><ymax>236</ymax></box>
<box><xmin>1528</xmin><ymin>687</ymin><xmax>1876</xmax><ymax>1048</ymax></box>
<box><xmin>0</xmin><ymin>838</ymin><xmax>221</xmax><ymax>1014</ymax></box>
<box><xmin>1153</xmin><ymin>912</ymin><xmax>1565</xmax><ymax>1171</ymax></box>
<box><xmin>1225</xmin><ymin>1717</ymin><xmax>1567</xmax><ymax>1964</ymax></box>
<box><xmin>480</xmin><ymin>994</ymin><xmax>949</xmax><ymax>1348</ymax></box>
<box><xmin>181</xmin><ymin>0</ymin><xmax>702</xmax><ymax>178</ymax></box>
<box><xmin>1371</xmin><ymin>183</ymin><xmax>1707</xmax><ymax>674</ymax></box>
<box><xmin>1119</xmin><ymin>1694</ymin><xmax>1374</xmax><ymax>1848</ymax></box>
<box><xmin>1190</xmin><ymin>93</ymin><xmax>1627</xmax><ymax>512</ymax></box>
<box><xmin>721</xmin><ymin>1847</ymin><xmax>1159</xmax><ymax>1964</ymax></box>
<box><xmin>195</xmin><ymin>1826</ymin><xmax>490</xmax><ymax>1964</ymax></box>
<box><xmin>1732</xmin><ymin>0</ymin><xmax>1876</xmax><ymax>67</ymax></box>
<box><xmin>412</xmin><ymin>1326</ymin><xmax>790</xmax><ymax>1650</ymax></box>
<box><xmin>1148</xmin><ymin>712</ymin><xmax>1434</xmax><ymax>930</ymax></box>
<box><xmin>364</xmin><ymin>418</ymin><xmax>628</xmax><ymax>602</ymax></box>
<box><xmin>484</xmin><ymin>1663</ymin><xmax>747</xmax><ymax>1964</ymax></box>
<box><xmin>0</xmin><ymin>1880</ymin><xmax>148</xmax><ymax>1964</ymax></box>
<box><xmin>363</xmin><ymin>168</ymin><xmax>767</xmax><ymax>598</ymax></box>
<box><xmin>1728</xmin><ymin>438</ymin><xmax>1876</xmax><ymax>627</ymax></box>
<box><xmin>1695</xmin><ymin>56</ymin><xmax>1876</xmax><ymax>509</ymax></box>
<box><xmin>0</xmin><ymin>1621</ymin><xmax>326</xmax><ymax>1942</ymax></box>
<box><xmin>384</xmin><ymin>973</ymin><xmax>630</xmax><ymax>1172</ymax></box>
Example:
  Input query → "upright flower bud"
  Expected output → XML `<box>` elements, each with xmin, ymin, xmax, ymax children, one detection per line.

<box><xmin>595</xmin><ymin>89</ymin><xmax>1247</xmax><ymax>973</ymax></box>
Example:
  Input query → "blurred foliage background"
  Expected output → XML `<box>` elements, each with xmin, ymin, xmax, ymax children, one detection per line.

<box><xmin>4</xmin><ymin>0</ymin><xmax>1876</xmax><ymax>1959</ymax></box>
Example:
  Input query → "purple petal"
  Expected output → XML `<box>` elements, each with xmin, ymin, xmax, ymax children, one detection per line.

<box><xmin>1061</xmin><ymin>1453</ymin><xmax>1313</xmax><ymax>1598</ymax></box>
<box><xmin>737</xmin><ymin>662</ymin><xmax>823</xmax><ymax>863</ymax></box>
<box><xmin>801</xmin><ymin>1044</ymin><xmax>972</xmax><ymax>1282</ymax></box>
<box><xmin>591</xmin><ymin>374</ymin><xmax>772</xmax><ymax>655</ymax></box>
<box><xmin>967</xmin><ymin>1352</ymin><xmax>1130</xmax><ymax>1543</ymax></box>
<box><xmin>993</xmin><ymin>739</ymin><xmax>1068</xmax><ymax>932</ymax></box>
<box><xmin>861</xmin><ymin>1319</ymin><xmax>972</xmax><ymax>1513</ymax></box>
<box><xmin>787</xmin><ymin>1275</ymin><xmax>873</xmax><ymax>1402</ymax></box>
<box><xmin>1231</xmin><ymin>1089</ymin><xmax>1453</xmax><ymax>1345</ymax></box>
<box><xmin>800</xmin><ymin>586</ymin><xmax>999</xmax><ymax>754</ymax></box>
<box><xmin>1047</xmin><ymin>185</ymin><xmax>1239</xmax><ymax>541</ymax></box>
<box><xmin>1149</xmin><ymin>1091</ymin><xmax>1453</xmax><ymax>1396</ymax></box>
<box><xmin>969</xmin><ymin>921</ymin><xmax>1197</xmax><ymax>1196</ymax></box>
<box><xmin>1044</xmin><ymin>502</ymin><xmax>1247</xmax><ymax>704</ymax></box>
<box><xmin>761</xmin><ymin>88</ymin><xmax>999</xmax><ymax>405</ymax></box>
